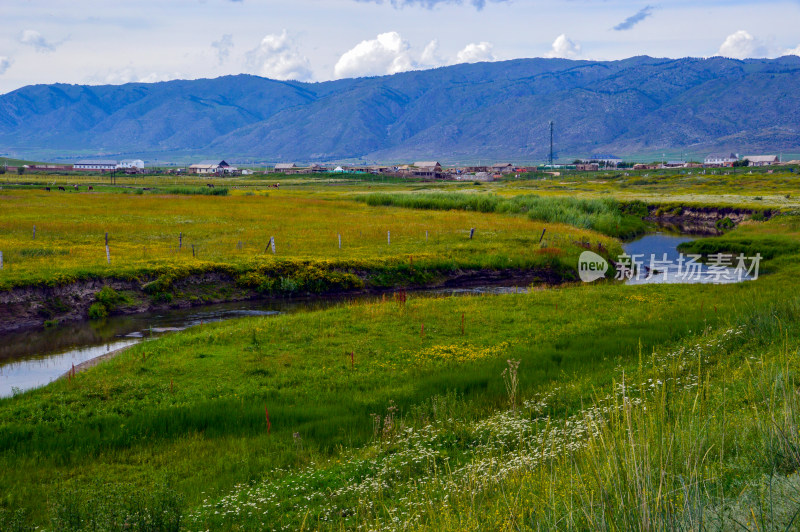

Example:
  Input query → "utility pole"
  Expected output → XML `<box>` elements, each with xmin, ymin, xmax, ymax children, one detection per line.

<box><xmin>549</xmin><ymin>121</ymin><xmax>554</xmax><ymax>168</ymax></box>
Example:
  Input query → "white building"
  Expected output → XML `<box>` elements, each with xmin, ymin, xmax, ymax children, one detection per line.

<box><xmin>743</xmin><ymin>155</ymin><xmax>779</xmax><ymax>167</ymax></box>
<box><xmin>588</xmin><ymin>154</ymin><xmax>622</xmax><ymax>167</ymax></box>
<box><xmin>704</xmin><ymin>153</ymin><xmax>739</xmax><ymax>167</ymax></box>
<box><xmin>189</xmin><ymin>160</ymin><xmax>230</xmax><ymax>175</ymax></box>
<box><xmin>117</xmin><ymin>159</ymin><xmax>145</xmax><ymax>170</ymax></box>
<box><xmin>74</xmin><ymin>159</ymin><xmax>118</xmax><ymax>171</ymax></box>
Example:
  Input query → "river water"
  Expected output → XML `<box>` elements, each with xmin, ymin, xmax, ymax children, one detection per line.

<box><xmin>0</xmin><ymin>233</ymin><xmax>753</xmax><ymax>397</ymax></box>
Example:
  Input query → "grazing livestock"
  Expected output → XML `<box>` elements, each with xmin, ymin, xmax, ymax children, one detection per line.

<box><xmin>88</xmin><ymin>186</ymin><xmax>93</xmax><ymax>191</ymax></box>
<box><xmin>58</xmin><ymin>186</ymin><xmax>66</xmax><ymax>191</ymax></box>
<box><xmin>73</xmin><ymin>185</ymin><xmax>79</xmax><ymax>191</ymax></box>
<box><xmin>45</xmin><ymin>187</ymin><xmax>50</xmax><ymax>191</ymax></box>
<box><xmin>207</xmin><ymin>183</ymin><xmax>215</xmax><ymax>188</ymax></box>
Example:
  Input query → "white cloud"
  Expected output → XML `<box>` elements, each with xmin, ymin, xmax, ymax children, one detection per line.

<box><xmin>455</xmin><ymin>42</ymin><xmax>494</xmax><ymax>63</ymax></box>
<box><xmin>0</xmin><ymin>57</ymin><xmax>11</xmax><ymax>75</ymax></box>
<box><xmin>420</xmin><ymin>39</ymin><xmax>443</xmax><ymax>67</ymax></box>
<box><xmin>245</xmin><ymin>30</ymin><xmax>313</xmax><ymax>81</ymax></box>
<box><xmin>96</xmin><ymin>67</ymin><xmax>182</xmax><ymax>85</ymax></box>
<box><xmin>716</xmin><ymin>30</ymin><xmax>778</xmax><ymax>59</ymax></box>
<box><xmin>544</xmin><ymin>34</ymin><xmax>581</xmax><ymax>59</ymax></box>
<box><xmin>334</xmin><ymin>32</ymin><xmax>415</xmax><ymax>78</ymax></box>
<box><xmin>212</xmin><ymin>34</ymin><xmax>234</xmax><ymax>65</ymax></box>
<box><xmin>18</xmin><ymin>30</ymin><xmax>58</xmax><ymax>52</ymax></box>
<box><xmin>787</xmin><ymin>45</ymin><xmax>800</xmax><ymax>56</ymax></box>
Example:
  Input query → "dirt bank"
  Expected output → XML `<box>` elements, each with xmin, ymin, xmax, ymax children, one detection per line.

<box><xmin>645</xmin><ymin>205</ymin><xmax>772</xmax><ymax>234</ymax></box>
<box><xmin>0</xmin><ymin>266</ymin><xmax>567</xmax><ymax>335</ymax></box>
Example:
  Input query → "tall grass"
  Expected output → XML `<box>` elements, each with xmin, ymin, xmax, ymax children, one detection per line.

<box><xmin>147</xmin><ymin>186</ymin><xmax>229</xmax><ymax>196</ymax></box>
<box><xmin>358</xmin><ymin>192</ymin><xmax>648</xmax><ymax>238</ymax></box>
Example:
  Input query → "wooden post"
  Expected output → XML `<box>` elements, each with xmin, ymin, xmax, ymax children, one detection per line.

<box><xmin>179</xmin><ymin>232</ymin><xmax>182</xmax><ymax>249</ymax></box>
<box><xmin>338</xmin><ymin>234</ymin><xmax>341</xmax><ymax>249</ymax></box>
<box><xmin>270</xmin><ymin>237</ymin><xmax>276</xmax><ymax>254</ymax></box>
<box><xmin>0</xmin><ymin>251</ymin><xmax>3</xmax><ymax>269</ymax></box>
<box><xmin>539</xmin><ymin>228</ymin><xmax>547</xmax><ymax>243</ymax></box>
<box><xmin>192</xmin><ymin>244</ymin><xmax>195</xmax><ymax>258</ymax></box>
<box><xmin>469</xmin><ymin>228</ymin><xmax>475</xmax><ymax>239</ymax></box>
<box><xmin>426</xmin><ymin>230</ymin><xmax>428</xmax><ymax>242</ymax></box>
<box><xmin>106</xmin><ymin>245</ymin><xmax>110</xmax><ymax>264</ymax></box>
<box><xmin>33</xmin><ymin>225</ymin><xmax>36</xmax><ymax>240</ymax></box>
<box><xmin>461</xmin><ymin>312</ymin><xmax>465</xmax><ymax>335</ymax></box>
<box><xmin>387</xmin><ymin>231</ymin><xmax>391</xmax><ymax>245</ymax></box>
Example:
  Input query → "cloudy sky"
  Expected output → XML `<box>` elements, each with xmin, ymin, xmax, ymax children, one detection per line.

<box><xmin>1</xmin><ymin>0</ymin><xmax>799</xmax><ymax>94</ymax></box>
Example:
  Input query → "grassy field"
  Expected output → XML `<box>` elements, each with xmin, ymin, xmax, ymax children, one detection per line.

<box><xmin>1</xmin><ymin>175</ymin><xmax>800</xmax><ymax>530</ymax></box>
<box><xmin>0</xmin><ymin>188</ymin><xmax>617</xmax><ymax>292</ymax></box>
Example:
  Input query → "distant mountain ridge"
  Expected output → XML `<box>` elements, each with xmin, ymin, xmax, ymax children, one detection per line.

<box><xmin>1</xmin><ymin>55</ymin><xmax>799</xmax><ymax>162</ymax></box>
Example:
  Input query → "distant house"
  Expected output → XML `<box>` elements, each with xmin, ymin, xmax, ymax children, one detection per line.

<box><xmin>704</xmin><ymin>153</ymin><xmax>738</xmax><ymax>167</ymax></box>
<box><xmin>190</xmin><ymin>160</ymin><xmax>230</xmax><ymax>175</ymax></box>
<box><xmin>274</xmin><ymin>163</ymin><xmax>297</xmax><ymax>173</ymax></box>
<box><xmin>491</xmin><ymin>163</ymin><xmax>514</xmax><ymax>174</ymax></box>
<box><xmin>633</xmin><ymin>164</ymin><xmax>659</xmax><ymax>170</ymax></box>
<box><xmin>310</xmin><ymin>163</ymin><xmax>327</xmax><ymax>173</ymax></box>
<box><xmin>117</xmin><ymin>159</ymin><xmax>145</xmax><ymax>170</ymax></box>
<box><xmin>663</xmin><ymin>161</ymin><xmax>687</xmax><ymax>168</ymax></box>
<box><xmin>589</xmin><ymin>154</ymin><xmax>622</xmax><ymax>167</ymax></box>
<box><xmin>576</xmin><ymin>163</ymin><xmax>599</xmax><ymax>172</ymax></box>
<box><xmin>412</xmin><ymin>161</ymin><xmax>442</xmax><ymax>178</ymax></box>
<box><xmin>743</xmin><ymin>155</ymin><xmax>779</xmax><ymax>167</ymax></box>
<box><xmin>74</xmin><ymin>159</ymin><xmax>118</xmax><ymax>171</ymax></box>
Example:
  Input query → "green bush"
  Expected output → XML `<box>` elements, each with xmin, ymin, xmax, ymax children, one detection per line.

<box><xmin>88</xmin><ymin>302</ymin><xmax>108</xmax><ymax>319</ymax></box>
<box><xmin>715</xmin><ymin>217</ymin><xmax>735</xmax><ymax>231</ymax></box>
<box><xmin>88</xmin><ymin>286</ymin><xmax>133</xmax><ymax>319</ymax></box>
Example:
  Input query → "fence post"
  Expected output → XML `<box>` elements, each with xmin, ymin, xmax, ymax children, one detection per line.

<box><xmin>0</xmin><ymin>251</ymin><xmax>3</xmax><ymax>269</ymax></box>
<box><xmin>179</xmin><ymin>232</ymin><xmax>182</xmax><ymax>249</ymax></box>
<box><xmin>426</xmin><ymin>230</ymin><xmax>428</xmax><ymax>242</ymax></box>
<box><xmin>105</xmin><ymin>232</ymin><xmax>110</xmax><ymax>264</ymax></box>
<box><xmin>192</xmin><ymin>244</ymin><xmax>195</xmax><ymax>258</ymax></box>
<box><xmin>387</xmin><ymin>231</ymin><xmax>391</xmax><ymax>245</ymax></box>
<box><xmin>338</xmin><ymin>234</ymin><xmax>341</xmax><ymax>249</ymax></box>
<box><xmin>33</xmin><ymin>225</ymin><xmax>36</xmax><ymax>240</ymax></box>
<box><xmin>270</xmin><ymin>237</ymin><xmax>276</xmax><ymax>254</ymax></box>
<box><xmin>469</xmin><ymin>228</ymin><xmax>475</xmax><ymax>239</ymax></box>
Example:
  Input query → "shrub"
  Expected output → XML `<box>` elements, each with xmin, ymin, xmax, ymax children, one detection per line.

<box><xmin>88</xmin><ymin>286</ymin><xmax>132</xmax><ymax>319</ymax></box>
<box><xmin>88</xmin><ymin>302</ymin><xmax>108</xmax><ymax>319</ymax></box>
<box><xmin>715</xmin><ymin>217</ymin><xmax>735</xmax><ymax>231</ymax></box>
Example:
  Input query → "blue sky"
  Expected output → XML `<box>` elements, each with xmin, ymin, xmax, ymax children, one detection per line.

<box><xmin>0</xmin><ymin>0</ymin><xmax>798</xmax><ymax>94</ymax></box>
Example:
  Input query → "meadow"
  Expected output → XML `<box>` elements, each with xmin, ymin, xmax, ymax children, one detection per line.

<box><xmin>1</xmin><ymin>173</ymin><xmax>800</xmax><ymax>530</ymax></box>
<box><xmin>0</xmin><ymin>187</ymin><xmax>617</xmax><ymax>294</ymax></box>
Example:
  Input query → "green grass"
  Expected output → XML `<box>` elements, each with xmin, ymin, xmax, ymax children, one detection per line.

<box><xmin>2</xmin><ymin>183</ymin><xmax>800</xmax><ymax>530</ymax></box>
<box><xmin>358</xmin><ymin>192</ymin><xmax>649</xmax><ymax>238</ymax></box>
<box><xmin>2</xmin><ymin>211</ymin><xmax>798</xmax><ymax>528</ymax></box>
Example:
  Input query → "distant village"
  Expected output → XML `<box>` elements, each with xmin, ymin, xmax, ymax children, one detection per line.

<box><xmin>3</xmin><ymin>153</ymin><xmax>797</xmax><ymax>180</ymax></box>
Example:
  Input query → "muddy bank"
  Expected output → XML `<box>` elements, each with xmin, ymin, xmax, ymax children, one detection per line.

<box><xmin>0</xmin><ymin>267</ymin><xmax>566</xmax><ymax>335</ymax></box>
<box><xmin>645</xmin><ymin>205</ymin><xmax>772</xmax><ymax>234</ymax></box>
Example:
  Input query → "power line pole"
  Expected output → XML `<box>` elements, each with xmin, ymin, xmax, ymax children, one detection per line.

<box><xmin>549</xmin><ymin>121</ymin><xmax>554</xmax><ymax>168</ymax></box>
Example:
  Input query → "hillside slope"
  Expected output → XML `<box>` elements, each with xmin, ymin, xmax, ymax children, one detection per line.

<box><xmin>1</xmin><ymin>55</ymin><xmax>799</xmax><ymax>161</ymax></box>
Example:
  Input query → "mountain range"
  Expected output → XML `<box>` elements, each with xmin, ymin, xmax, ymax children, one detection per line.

<box><xmin>1</xmin><ymin>55</ymin><xmax>799</xmax><ymax>163</ymax></box>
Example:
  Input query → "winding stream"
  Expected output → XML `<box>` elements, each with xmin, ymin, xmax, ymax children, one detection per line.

<box><xmin>0</xmin><ymin>232</ymin><xmax>753</xmax><ymax>397</ymax></box>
